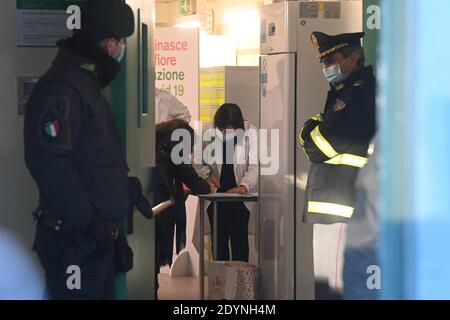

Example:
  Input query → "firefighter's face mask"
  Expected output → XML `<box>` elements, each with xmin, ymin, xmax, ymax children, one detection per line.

<box><xmin>323</xmin><ymin>64</ymin><xmax>347</xmax><ymax>86</ymax></box>
<box><xmin>322</xmin><ymin>51</ymin><xmax>360</xmax><ymax>86</ymax></box>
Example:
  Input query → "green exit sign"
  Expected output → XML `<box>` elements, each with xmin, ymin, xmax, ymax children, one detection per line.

<box><xmin>179</xmin><ymin>0</ymin><xmax>196</xmax><ymax>16</ymax></box>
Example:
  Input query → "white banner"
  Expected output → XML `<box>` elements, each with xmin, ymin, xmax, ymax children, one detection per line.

<box><xmin>155</xmin><ymin>27</ymin><xmax>199</xmax><ymax>123</ymax></box>
<box><xmin>155</xmin><ymin>27</ymin><xmax>200</xmax><ymax>276</ymax></box>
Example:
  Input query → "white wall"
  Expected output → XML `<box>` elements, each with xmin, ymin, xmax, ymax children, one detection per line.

<box><xmin>0</xmin><ymin>0</ymin><xmax>56</xmax><ymax>294</ymax></box>
<box><xmin>157</xmin><ymin>0</ymin><xmax>272</xmax><ymax>66</ymax></box>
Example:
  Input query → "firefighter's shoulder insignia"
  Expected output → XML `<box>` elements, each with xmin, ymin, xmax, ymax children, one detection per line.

<box><xmin>353</xmin><ymin>80</ymin><xmax>364</xmax><ymax>87</ymax></box>
<box><xmin>333</xmin><ymin>99</ymin><xmax>347</xmax><ymax>112</ymax></box>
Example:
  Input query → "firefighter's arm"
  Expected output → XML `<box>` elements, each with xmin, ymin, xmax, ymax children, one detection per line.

<box><xmin>300</xmin><ymin>113</ymin><xmax>324</xmax><ymax>146</ymax></box>
<box><xmin>300</xmin><ymin>113</ymin><xmax>331</xmax><ymax>163</ymax></box>
<box><xmin>24</xmin><ymin>83</ymin><xmax>94</xmax><ymax>229</ymax></box>
<box><xmin>303</xmin><ymin>95</ymin><xmax>365</xmax><ymax>164</ymax></box>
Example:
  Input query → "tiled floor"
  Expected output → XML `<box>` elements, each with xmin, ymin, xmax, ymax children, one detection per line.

<box><xmin>158</xmin><ymin>274</ymin><xmax>208</xmax><ymax>300</ymax></box>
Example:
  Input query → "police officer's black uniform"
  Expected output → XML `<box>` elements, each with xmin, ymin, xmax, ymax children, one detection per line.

<box><xmin>24</xmin><ymin>0</ymin><xmax>141</xmax><ymax>299</ymax></box>
<box><xmin>300</xmin><ymin>32</ymin><xmax>376</xmax><ymax>225</ymax></box>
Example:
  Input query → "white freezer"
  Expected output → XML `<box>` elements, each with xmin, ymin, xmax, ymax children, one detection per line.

<box><xmin>259</xmin><ymin>53</ymin><xmax>297</xmax><ymax>299</ymax></box>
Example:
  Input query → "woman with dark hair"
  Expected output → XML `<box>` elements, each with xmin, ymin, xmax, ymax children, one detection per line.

<box><xmin>205</xmin><ymin>103</ymin><xmax>258</xmax><ymax>262</ymax></box>
<box><xmin>153</xmin><ymin>119</ymin><xmax>212</xmax><ymax>298</ymax></box>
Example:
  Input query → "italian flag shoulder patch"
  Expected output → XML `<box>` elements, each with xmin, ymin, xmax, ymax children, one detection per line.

<box><xmin>44</xmin><ymin>121</ymin><xmax>61</xmax><ymax>138</ymax></box>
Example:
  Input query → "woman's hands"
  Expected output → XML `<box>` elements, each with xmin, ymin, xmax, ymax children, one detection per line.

<box><xmin>208</xmin><ymin>176</ymin><xmax>221</xmax><ymax>193</ymax></box>
<box><xmin>227</xmin><ymin>185</ymin><xmax>248</xmax><ymax>195</ymax></box>
<box><xmin>207</xmin><ymin>177</ymin><xmax>248</xmax><ymax>194</ymax></box>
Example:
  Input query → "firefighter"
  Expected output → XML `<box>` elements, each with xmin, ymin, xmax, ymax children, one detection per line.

<box><xmin>300</xmin><ymin>32</ymin><xmax>376</xmax><ymax>225</ymax></box>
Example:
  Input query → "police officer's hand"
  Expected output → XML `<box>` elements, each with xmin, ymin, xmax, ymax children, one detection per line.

<box><xmin>85</xmin><ymin>222</ymin><xmax>116</xmax><ymax>253</ymax></box>
<box><xmin>88</xmin><ymin>222</ymin><xmax>116</xmax><ymax>241</ymax></box>
<box><xmin>62</xmin><ymin>228</ymin><xmax>98</xmax><ymax>267</ymax></box>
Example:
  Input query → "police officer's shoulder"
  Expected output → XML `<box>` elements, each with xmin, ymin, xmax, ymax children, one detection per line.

<box><xmin>32</xmin><ymin>81</ymin><xmax>83</xmax><ymax>107</ymax></box>
<box><xmin>24</xmin><ymin>82</ymin><xmax>83</xmax><ymax>150</ymax></box>
<box><xmin>27</xmin><ymin>81</ymin><xmax>84</xmax><ymax>125</ymax></box>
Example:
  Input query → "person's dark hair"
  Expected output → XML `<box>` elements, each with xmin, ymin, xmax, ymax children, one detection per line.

<box><xmin>214</xmin><ymin>103</ymin><xmax>245</xmax><ymax>131</ymax></box>
<box><xmin>156</xmin><ymin>119</ymin><xmax>195</xmax><ymax>149</ymax></box>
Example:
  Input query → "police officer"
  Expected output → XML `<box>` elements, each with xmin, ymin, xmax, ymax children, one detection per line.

<box><xmin>24</xmin><ymin>0</ymin><xmax>141</xmax><ymax>299</ymax></box>
<box><xmin>300</xmin><ymin>32</ymin><xmax>376</xmax><ymax>225</ymax></box>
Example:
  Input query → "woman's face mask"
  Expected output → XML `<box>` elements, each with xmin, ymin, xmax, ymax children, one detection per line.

<box><xmin>216</xmin><ymin>128</ymin><xmax>236</xmax><ymax>142</ymax></box>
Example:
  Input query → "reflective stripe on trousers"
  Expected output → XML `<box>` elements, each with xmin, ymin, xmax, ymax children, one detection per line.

<box><xmin>308</xmin><ymin>201</ymin><xmax>354</xmax><ymax>218</ymax></box>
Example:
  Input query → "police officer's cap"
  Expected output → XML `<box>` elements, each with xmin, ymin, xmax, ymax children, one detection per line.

<box><xmin>82</xmin><ymin>0</ymin><xmax>135</xmax><ymax>38</ymax></box>
<box><xmin>311</xmin><ymin>32</ymin><xmax>365</xmax><ymax>61</ymax></box>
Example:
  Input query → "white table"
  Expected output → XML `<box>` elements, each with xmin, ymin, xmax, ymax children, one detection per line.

<box><xmin>197</xmin><ymin>193</ymin><xmax>259</xmax><ymax>300</ymax></box>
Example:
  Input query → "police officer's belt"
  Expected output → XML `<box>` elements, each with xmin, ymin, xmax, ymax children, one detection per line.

<box><xmin>32</xmin><ymin>207</ymin><xmax>65</xmax><ymax>232</ymax></box>
<box><xmin>32</xmin><ymin>207</ymin><xmax>119</xmax><ymax>239</ymax></box>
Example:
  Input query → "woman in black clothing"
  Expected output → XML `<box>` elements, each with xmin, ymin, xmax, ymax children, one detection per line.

<box><xmin>207</xmin><ymin>104</ymin><xmax>258</xmax><ymax>262</ymax></box>
<box><xmin>153</xmin><ymin>119</ymin><xmax>212</xmax><ymax>298</ymax></box>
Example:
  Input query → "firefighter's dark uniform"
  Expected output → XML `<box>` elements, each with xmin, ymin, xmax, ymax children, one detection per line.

<box><xmin>300</xmin><ymin>32</ymin><xmax>376</xmax><ymax>225</ymax></box>
<box><xmin>23</xmin><ymin>0</ymin><xmax>139</xmax><ymax>299</ymax></box>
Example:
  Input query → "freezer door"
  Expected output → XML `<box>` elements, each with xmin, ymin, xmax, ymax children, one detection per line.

<box><xmin>259</xmin><ymin>53</ymin><xmax>296</xmax><ymax>299</ymax></box>
<box><xmin>260</xmin><ymin>1</ymin><xmax>299</xmax><ymax>55</ymax></box>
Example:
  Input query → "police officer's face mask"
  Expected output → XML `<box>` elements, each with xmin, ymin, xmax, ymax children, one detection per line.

<box><xmin>323</xmin><ymin>64</ymin><xmax>347</xmax><ymax>86</ymax></box>
<box><xmin>117</xmin><ymin>43</ymin><xmax>126</xmax><ymax>63</ymax></box>
<box><xmin>323</xmin><ymin>52</ymin><xmax>361</xmax><ymax>86</ymax></box>
<box><xmin>106</xmin><ymin>39</ymin><xmax>126</xmax><ymax>63</ymax></box>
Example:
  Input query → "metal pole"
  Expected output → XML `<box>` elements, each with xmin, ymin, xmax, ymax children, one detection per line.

<box><xmin>199</xmin><ymin>199</ymin><xmax>205</xmax><ymax>300</ymax></box>
<box><xmin>214</xmin><ymin>201</ymin><xmax>218</xmax><ymax>261</ymax></box>
<box><xmin>256</xmin><ymin>198</ymin><xmax>260</xmax><ymax>300</ymax></box>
